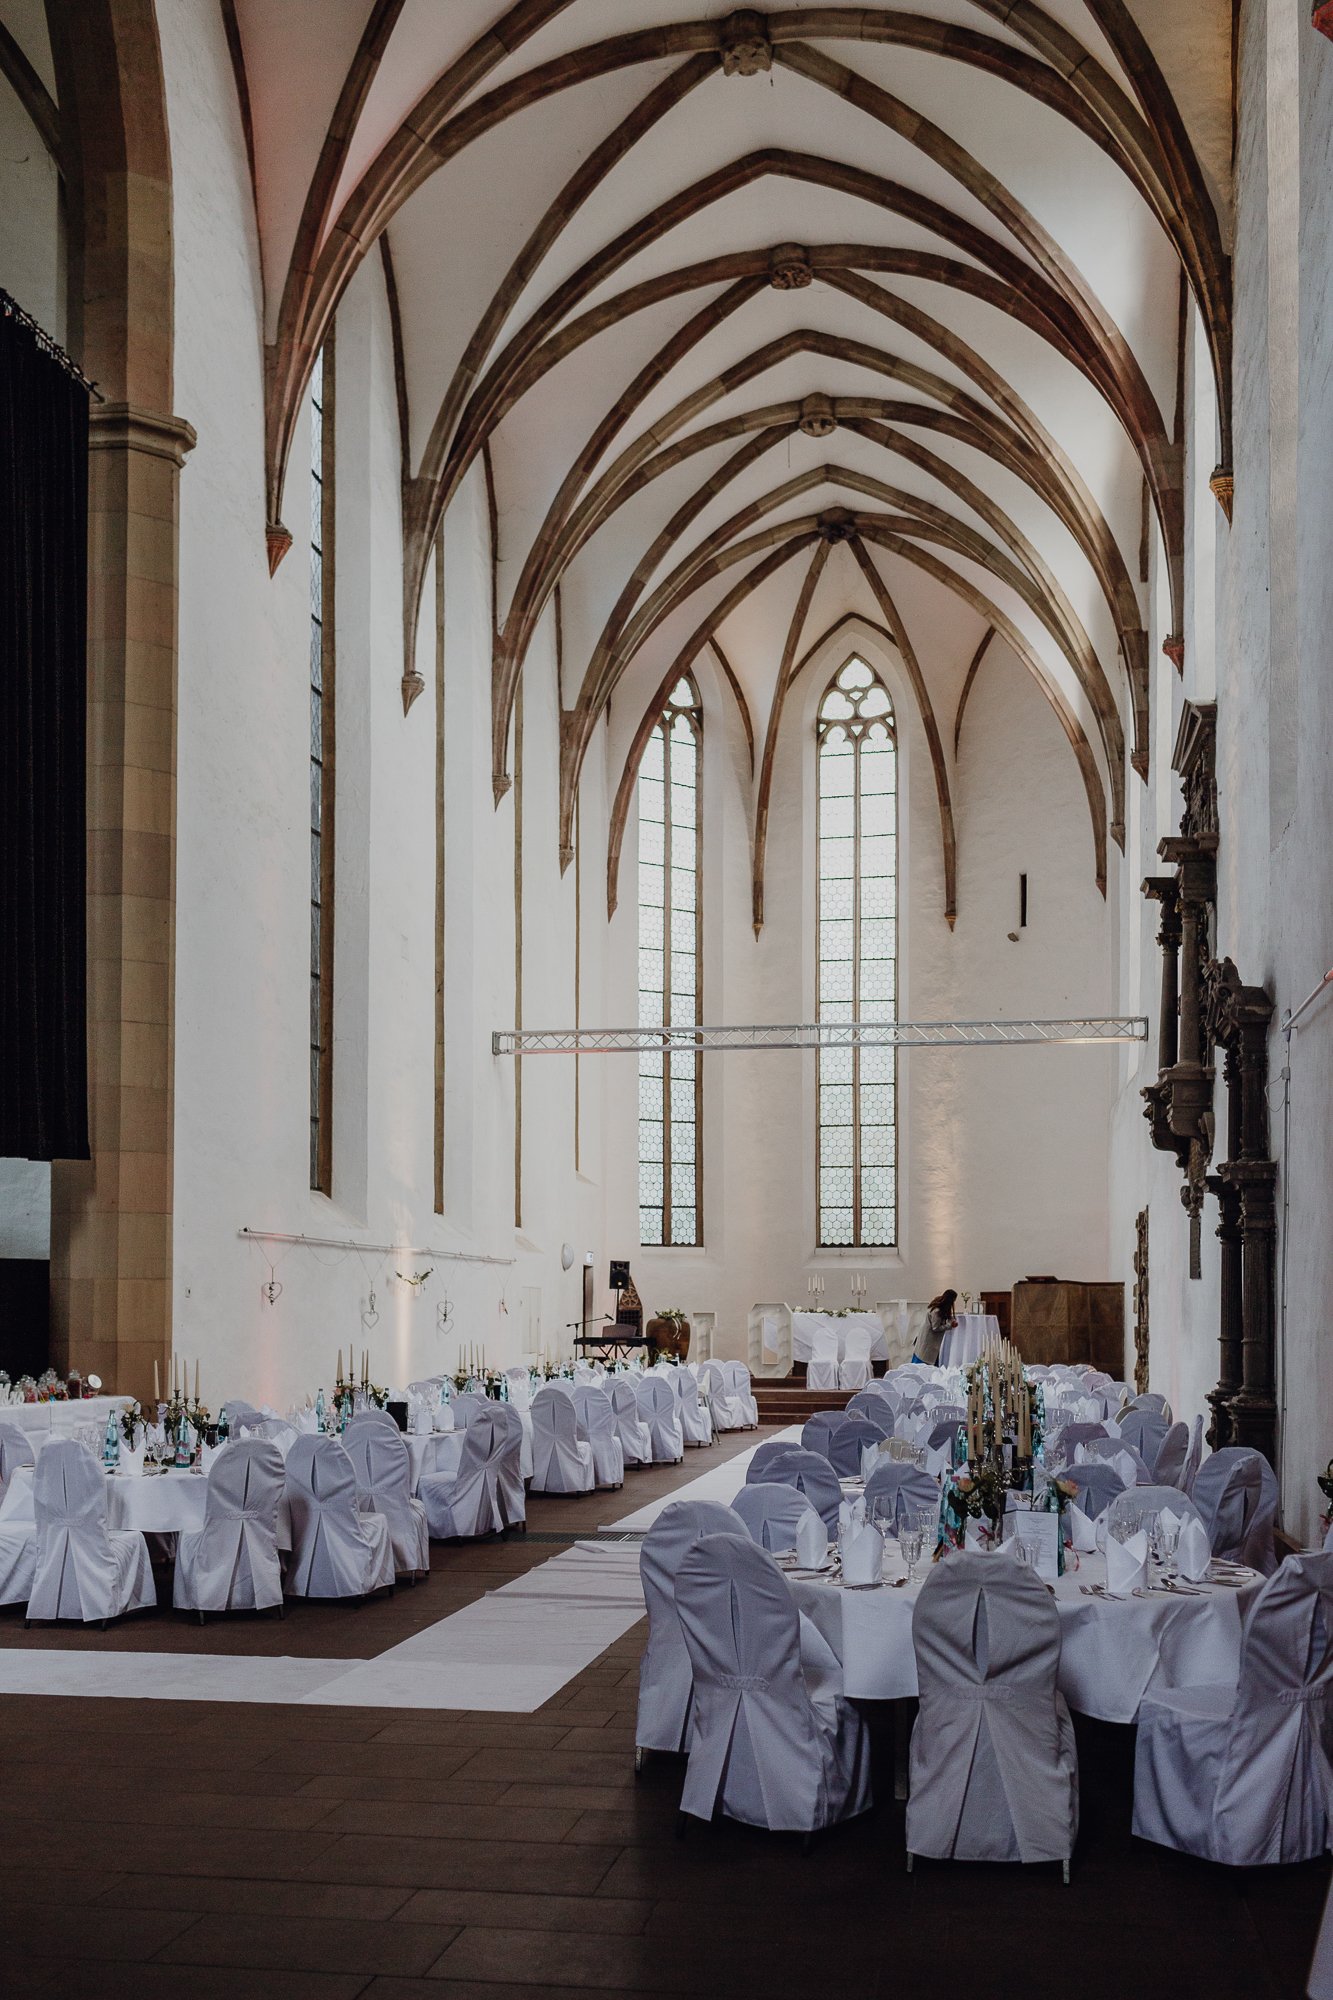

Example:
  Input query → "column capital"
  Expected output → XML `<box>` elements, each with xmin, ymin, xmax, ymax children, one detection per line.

<box><xmin>89</xmin><ymin>402</ymin><xmax>196</xmax><ymax>467</ymax></box>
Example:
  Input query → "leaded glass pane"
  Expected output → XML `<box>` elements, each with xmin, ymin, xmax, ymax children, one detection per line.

<box><xmin>816</xmin><ymin>656</ymin><xmax>897</xmax><ymax>1248</ymax></box>
<box><xmin>636</xmin><ymin>692</ymin><xmax>702</xmax><ymax>1246</ymax></box>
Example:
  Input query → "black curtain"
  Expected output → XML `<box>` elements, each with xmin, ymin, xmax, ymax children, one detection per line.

<box><xmin>0</xmin><ymin>299</ymin><xmax>90</xmax><ymax>1160</ymax></box>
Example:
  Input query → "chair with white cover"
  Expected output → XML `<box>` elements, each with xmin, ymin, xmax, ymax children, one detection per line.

<box><xmin>173</xmin><ymin>1439</ymin><xmax>285</xmax><ymax>1617</ymax></box>
<box><xmin>671</xmin><ymin>1367</ymin><xmax>713</xmax><ymax>1448</ymax></box>
<box><xmin>757</xmin><ymin>1447</ymin><xmax>843</xmax><ymax>1534</ymax></box>
<box><xmin>530</xmin><ymin>1384</ymin><xmax>596</xmax><ymax>1494</ymax></box>
<box><xmin>0</xmin><ymin>1422</ymin><xmax>35</xmax><ymax>1497</ymax></box>
<box><xmin>450</xmin><ymin>1392</ymin><xmax>492</xmax><ymax>1430</ymax></box>
<box><xmin>635</xmin><ymin>1499</ymin><xmax>743</xmax><ymax>1767</ymax></box>
<box><xmin>284</xmin><ymin>1435</ymin><xmax>395</xmax><ymax>1600</ymax></box>
<box><xmin>747</xmin><ymin>1438</ymin><xmax>797</xmax><ymax>1483</ymax></box>
<box><xmin>1150</xmin><ymin>1420</ymin><xmax>1190</xmax><ymax>1488</ymax></box>
<box><xmin>26</xmin><ymin>1439</ymin><xmax>155</xmax><ymax>1625</ymax></box>
<box><xmin>907</xmin><ymin>1551</ymin><xmax>1078</xmax><ymax>1874</ymax></box>
<box><xmin>608</xmin><ymin>1377</ymin><xmax>652</xmax><ymax>1468</ymax></box>
<box><xmin>1133</xmin><ymin>1552</ymin><xmax>1333</xmax><ymax>1863</ymax></box>
<box><xmin>344</xmin><ymin>1417</ymin><xmax>430</xmax><ymax>1578</ymax></box>
<box><xmin>504</xmin><ymin>1367</ymin><xmax>532</xmax><ymax>1410</ymax></box>
<box><xmin>722</xmin><ymin>1360</ymin><xmax>759</xmax><ymax>1428</ymax></box>
<box><xmin>1045</xmin><ymin>1421</ymin><xmax>1107</xmax><ymax>1470</ymax></box>
<box><xmin>0</xmin><ymin>1458</ymin><xmax>37</xmax><ymax>1607</ymax></box>
<box><xmin>1192</xmin><ymin>1446</ymin><xmax>1280</xmax><ymax>1573</ymax></box>
<box><xmin>828</xmin><ymin>1418</ymin><xmax>889</xmax><ymax>1480</ymax></box>
<box><xmin>847</xmin><ymin>1387</ymin><xmax>897</xmax><ymax>1423</ymax></box>
<box><xmin>1106</xmin><ymin>1485</ymin><xmax>1204</xmax><ymax>1538</ymax></box>
<box><xmin>239</xmin><ymin>1415</ymin><xmax>298</xmax><ymax>1459</ymax></box>
<box><xmin>1182</xmin><ymin>1414</ymin><xmax>1204</xmax><ymax>1494</ymax></box>
<box><xmin>864</xmin><ymin>1458</ymin><xmax>940</xmax><ymax>1533</ymax></box>
<box><xmin>731</xmin><ymin>1481</ymin><xmax>808</xmax><ymax>1553</ymax></box>
<box><xmin>1060</xmin><ymin>1463</ymin><xmax>1127</xmax><ymax>1519</ymax></box>
<box><xmin>419</xmin><ymin>1404</ymin><xmax>526</xmax><ymax>1539</ymax></box>
<box><xmin>572</xmin><ymin>1386</ymin><xmax>625</xmax><ymax>1490</ymax></box>
<box><xmin>221</xmin><ymin>1400</ymin><xmax>264</xmax><ymax>1430</ymax></box>
<box><xmin>1079</xmin><ymin>1436</ymin><xmax>1153</xmax><ymax>1484</ymax></box>
<box><xmin>698</xmin><ymin>1361</ymin><xmax>742</xmax><ymax>1431</ymax></box>
<box><xmin>805</xmin><ymin>1321</ymin><xmax>840</xmax><ymax>1392</ymax></box>
<box><xmin>1129</xmin><ymin>1391</ymin><xmax>1173</xmax><ymax>1420</ymax></box>
<box><xmin>674</xmin><ymin>1531</ymin><xmax>872</xmax><ymax>1834</ymax></box>
<box><xmin>800</xmin><ymin>1412</ymin><xmax>845</xmax><ymax>1463</ymax></box>
<box><xmin>635</xmin><ymin>1374</ymin><xmax>684</xmax><ymax>1465</ymax></box>
<box><xmin>1119</xmin><ymin>1409</ymin><xmax>1170</xmax><ymax>1466</ymax></box>
<box><xmin>839</xmin><ymin>1322</ymin><xmax>873</xmax><ymax>1391</ymax></box>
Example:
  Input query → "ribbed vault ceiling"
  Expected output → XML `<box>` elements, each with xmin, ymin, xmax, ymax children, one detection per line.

<box><xmin>231</xmin><ymin>0</ymin><xmax>1233</xmax><ymax>911</ymax></box>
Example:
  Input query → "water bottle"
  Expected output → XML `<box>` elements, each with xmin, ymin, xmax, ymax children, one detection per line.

<box><xmin>103</xmin><ymin>1409</ymin><xmax>120</xmax><ymax>1470</ymax></box>
<box><xmin>174</xmin><ymin>1408</ymin><xmax>192</xmax><ymax>1468</ymax></box>
<box><xmin>315</xmin><ymin>1386</ymin><xmax>326</xmax><ymax>1432</ymax></box>
<box><xmin>216</xmin><ymin>1406</ymin><xmax>230</xmax><ymax>1443</ymax></box>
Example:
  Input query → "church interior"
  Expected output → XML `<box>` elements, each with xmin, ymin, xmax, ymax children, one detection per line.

<box><xmin>2</xmin><ymin>3</ymin><xmax>1333</xmax><ymax>1994</ymax></box>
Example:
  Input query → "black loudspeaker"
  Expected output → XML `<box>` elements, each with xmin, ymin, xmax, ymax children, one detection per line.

<box><xmin>609</xmin><ymin>1259</ymin><xmax>631</xmax><ymax>1290</ymax></box>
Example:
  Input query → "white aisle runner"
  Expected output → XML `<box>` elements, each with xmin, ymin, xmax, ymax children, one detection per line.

<box><xmin>0</xmin><ymin>1428</ymin><xmax>798</xmax><ymax>1710</ymax></box>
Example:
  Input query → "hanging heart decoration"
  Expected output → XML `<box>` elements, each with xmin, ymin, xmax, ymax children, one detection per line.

<box><xmin>362</xmin><ymin>1304</ymin><xmax>379</xmax><ymax>1330</ymax></box>
<box><xmin>262</xmin><ymin>1278</ymin><xmax>283</xmax><ymax>1306</ymax></box>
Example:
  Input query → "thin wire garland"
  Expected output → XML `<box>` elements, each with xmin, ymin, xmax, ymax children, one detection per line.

<box><xmin>0</xmin><ymin>287</ymin><xmax>103</xmax><ymax>399</ymax></box>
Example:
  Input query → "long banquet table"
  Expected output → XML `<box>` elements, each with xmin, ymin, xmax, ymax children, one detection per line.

<box><xmin>790</xmin><ymin>1541</ymin><xmax>1261</xmax><ymax>1725</ymax></box>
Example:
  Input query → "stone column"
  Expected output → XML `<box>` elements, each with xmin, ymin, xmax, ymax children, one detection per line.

<box><xmin>1205</xmin><ymin>1050</ymin><xmax>1243</xmax><ymax>1449</ymax></box>
<box><xmin>49</xmin><ymin>404</ymin><xmax>195</xmax><ymax>1402</ymax></box>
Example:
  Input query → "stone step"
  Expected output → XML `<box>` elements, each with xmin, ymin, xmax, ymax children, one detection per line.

<box><xmin>752</xmin><ymin>1381</ymin><xmax>858</xmax><ymax>1425</ymax></box>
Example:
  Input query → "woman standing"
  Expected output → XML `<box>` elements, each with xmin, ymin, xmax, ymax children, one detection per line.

<box><xmin>912</xmin><ymin>1290</ymin><xmax>958</xmax><ymax>1365</ymax></box>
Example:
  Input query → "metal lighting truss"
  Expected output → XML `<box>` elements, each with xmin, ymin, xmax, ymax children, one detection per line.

<box><xmin>492</xmin><ymin>1017</ymin><xmax>1148</xmax><ymax>1056</ymax></box>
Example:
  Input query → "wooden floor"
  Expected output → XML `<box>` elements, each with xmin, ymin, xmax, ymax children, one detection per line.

<box><xmin>0</xmin><ymin>1431</ymin><xmax>1326</xmax><ymax>1999</ymax></box>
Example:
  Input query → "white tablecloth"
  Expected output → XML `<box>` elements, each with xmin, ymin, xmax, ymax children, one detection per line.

<box><xmin>791</xmin><ymin>1546</ymin><xmax>1261</xmax><ymax>1724</ymax></box>
<box><xmin>0</xmin><ymin>1396</ymin><xmax>130</xmax><ymax>1438</ymax></box>
<box><xmin>0</xmin><ymin>1464</ymin><xmax>294</xmax><ymax>1548</ymax></box>
<box><xmin>938</xmin><ymin>1313</ymin><xmax>1000</xmax><ymax>1369</ymax></box>
<box><xmin>791</xmin><ymin>1312</ymin><xmax>888</xmax><ymax>1364</ymax></box>
<box><xmin>405</xmin><ymin>1429</ymin><xmax>464</xmax><ymax>1491</ymax></box>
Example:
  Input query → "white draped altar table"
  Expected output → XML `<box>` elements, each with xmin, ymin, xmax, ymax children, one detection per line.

<box><xmin>937</xmin><ymin>1313</ymin><xmax>999</xmax><ymax>1369</ymax></box>
<box><xmin>790</xmin><ymin>1547</ymin><xmax>1261</xmax><ymax>1724</ymax></box>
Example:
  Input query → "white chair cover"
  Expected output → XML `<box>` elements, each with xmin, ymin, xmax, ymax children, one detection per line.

<box><xmin>27</xmin><ymin>1439</ymin><xmax>155</xmax><ymax>1624</ymax></box>
<box><xmin>847</xmin><ymin>1387</ymin><xmax>897</xmax><ymax>1422</ymax></box>
<box><xmin>636</xmin><ymin>1500</ymin><xmax>743</xmax><ymax>1754</ymax></box>
<box><xmin>674</xmin><ymin>1531</ymin><xmax>871</xmax><ymax>1831</ymax></box>
<box><xmin>1192</xmin><ymin>1446</ymin><xmax>1280</xmax><ymax>1574</ymax></box>
<box><xmin>800</xmin><ymin>1413</ymin><xmax>843</xmax><ymax>1462</ymax></box>
<box><xmin>805</xmin><ymin>1321</ymin><xmax>840</xmax><ymax>1392</ymax></box>
<box><xmin>757</xmin><ymin>1447</ymin><xmax>843</xmax><ymax>1533</ymax></box>
<box><xmin>722</xmin><ymin>1360</ymin><xmax>759</xmax><ymax>1428</ymax></box>
<box><xmin>907</xmin><ymin>1551</ymin><xmax>1078</xmax><ymax>1865</ymax></box>
<box><xmin>284</xmin><ymin>1435</ymin><xmax>395</xmax><ymax>1599</ymax></box>
<box><xmin>747</xmin><ymin>1439</ymin><xmax>797</xmax><ymax>1483</ymax></box>
<box><xmin>839</xmin><ymin>1323</ymin><xmax>873</xmax><ymax>1391</ymax></box>
<box><xmin>344</xmin><ymin>1417</ymin><xmax>430</xmax><ymax>1577</ymax></box>
<box><xmin>173</xmin><ymin>1439</ymin><xmax>285</xmax><ymax>1613</ymax></box>
<box><xmin>1129</xmin><ymin>1392</ymin><xmax>1173</xmax><ymax>1419</ymax></box>
<box><xmin>1045</xmin><ymin>1421</ymin><xmax>1107</xmax><ymax>1469</ymax></box>
<box><xmin>571</xmin><ymin>1386</ymin><xmax>625</xmax><ymax>1490</ymax></box>
<box><xmin>696</xmin><ymin>1360</ymin><xmax>741</xmax><ymax>1432</ymax></box>
<box><xmin>503</xmin><ymin>1367</ymin><xmax>532</xmax><ymax>1410</ymax></box>
<box><xmin>419</xmin><ymin>1404</ymin><xmax>525</xmax><ymax>1539</ymax></box>
<box><xmin>450</xmin><ymin>1392</ymin><xmax>491</xmax><ymax>1429</ymax></box>
<box><xmin>731</xmin><ymin>1481</ymin><xmax>807</xmax><ymax>1553</ymax></box>
<box><xmin>607</xmin><ymin>1378</ymin><xmax>653</xmax><ymax>1467</ymax></box>
<box><xmin>239</xmin><ymin>1415</ymin><xmax>298</xmax><ymax>1459</ymax></box>
<box><xmin>1060</xmin><ymin>1463</ymin><xmax>1127</xmax><ymax>1520</ymax></box>
<box><xmin>0</xmin><ymin>1421</ymin><xmax>35</xmax><ymax>1493</ymax></box>
<box><xmin>1133</xmin><ymin>1553</ymin><xmax>1333</xmax><ymax>1864</ymax></box>
<box><xmin>530</xmin><ymin>1385</ymin><xmax>595</xmax><ymax>1494</ymax></box>
<box><xmin>1079</xmin><ymin>1436</ymin><xmax>1152</xmax><ymax>1484</ymax></box>
<box><xmin>864</xmin><ymin>1459</ymin><xmax>939</xmax><ymax>1533</ymax></box>
<box><xmin>0</xmin><ymin>1519</ymin><xmax>35</xmax><ymax>1607</ymax></box>
<box><xmin>1151</xmin><ymin>1421</ymin><xmax>1190</xmax><ymax>1488</ymax></box>
<box><xmin>635</xmin><ymin>1374</ymin><xmax>684</xmax><ymax>1465</ymax></box>
<box><xmin>671</xmin><ymin>1367</ymin><xmax>713</xmax><ymax>1447</ymax></box>
<box><xmin>828</xmin><ymin>1418</ymin><xmax>888</xmax><ymax>1479</ymax></box>
<box><xmin>1119</xmin><ymin>1409</ymin><xmax>1170</xmax><ymax>1465</ymax></box>
<box><xmin>1182</xmin><ymin>1413</ymin><xmax>1205</xmax><ymax>1494</ymax></box>
<box><xmin>221</xmin><ymin>1400</ymin><xmax>264</xmax><ymax>1429</ymax></box>
<box><xmin>1106</xmin><ymin>1484</ymin><xmax>1204</xmax><ymax>1536</ymax></box>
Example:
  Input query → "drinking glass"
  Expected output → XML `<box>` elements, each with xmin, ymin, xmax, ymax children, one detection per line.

<box><xmin>899</xmin><ymin>1522</ymin><xmax>925</xmax><ymax>1585</ymax></box>
<box><xmin>1156</xmin><ymin>1516</ymin><xmax>1180</xmax><ymax>1577</ymax></box>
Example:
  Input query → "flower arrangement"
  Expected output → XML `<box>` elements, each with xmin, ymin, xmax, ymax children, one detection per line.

<box><xmin>120</xmin><ymin>1400</ymin><xmax>148</xmax><ymax>1447</ymax></box>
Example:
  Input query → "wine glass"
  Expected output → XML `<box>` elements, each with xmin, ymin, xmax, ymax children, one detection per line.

<box><xmin>1155</xmin><ymin>1515</ymin><xmax>1180</xmax><ymax>1578</ymax></box>
<box><xmin>899</xmin><ymin>1520</ymin><xmax>925</xmax><ymax>1585</ymax></box>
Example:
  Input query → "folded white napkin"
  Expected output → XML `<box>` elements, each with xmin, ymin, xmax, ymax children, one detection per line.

<box><xmin>837</xmin><ymin>1496</ymin><xmax>865</xmax><ymax>1545</ymax></box>
<box><xmin>860</xmin><ymin>1442</ymin><xmax>885</xmax><ymax>1481</ymax></box>
<box><xmin>841</xmin><ymin>1521</ymin><xmax>884</xmax><ymax>1586</ymax></box>
<box><xmin>964</xmin><ymin>1515</ymin><xmax>994</xmax><ymax>1553</ymax></box>
<box><xmin>119</xmin><ymin>1444</ymin><xmax>145</xmax><ymax>1478</ymax></box>
<box><xmin>432</xmin><ymin>1406</ymin><xmax>454</xmax><ymax>1431</ymax></box>
<box><xmin>922</xmin><ymin>1443</ymin><xmax>952</xmax><ymax>1480</ymax></box>
<box><xmin>1176</xmin><ymin>1517</ymin><xmax>1212</xmax><ymax>1581</ymax></box>
<box><xmin>796</xmin><ymin>1506</ymin><xmax>829</xmax><ymax>1570</ymax></box>
<box><xmin>293</xmin><ymin>1408</ymin><xmax>318</xmax><ymax>1434</ymax></box>
<box><xmin>200</xmin><ymin>1439</ymin><xmax>228</xmax><ymax>1476</ymax></box>
<box><xmin>1105</xmin><ymin>1528</ymin><xmax>1149</xmax><ymax>1595</ymax></box>
<box><xmin>1064</xmin><ymin>1501</ymin><xmax>1099</xmax><ymax>1552</ymax></box>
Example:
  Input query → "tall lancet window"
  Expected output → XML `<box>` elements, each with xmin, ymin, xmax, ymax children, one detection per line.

<box><xmin>309</xmin><ymin>338</ymin><xmax>335</xmax><ymax>1193</ymax></box>
<box><xmin>637</xmin><ymin>676</ymin><xmax>702</xmax><ymax>1246</ymax></box>
<box><xmin>816</xmin><ymin>658</ymin><xmax>897</xmax><ymax>1247</ymax></box>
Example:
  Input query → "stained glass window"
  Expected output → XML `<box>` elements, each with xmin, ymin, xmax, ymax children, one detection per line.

<box><xmin>637</xmin><ymin>677</ymin><xmax>702</xmax><ymax>1246</ymax></box>
<box><xmin>817</xmin><ymin>658</ymin><xmax>897</xmax><ymax>1246</ymax></box>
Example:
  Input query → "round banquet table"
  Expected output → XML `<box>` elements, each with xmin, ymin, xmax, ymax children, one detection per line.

<box><xmin>0</xmin><ymin>1464</ymin><xmax>293</xmax><ymax>1548</ymax></box>
<box><xmin>937</xmin><ymin>1313</ymin><xmax>999</xmax><ymax>1370</ymax></box>
<box><xmin>789</xmin><ymin>1542</ymin><xmax>1262</xmax><ymax>1724</ymax></box>
<box><xmin>405</xmin><ymin>1428</ymin><xmax>465</xmax><ymax>1491</ymax></box>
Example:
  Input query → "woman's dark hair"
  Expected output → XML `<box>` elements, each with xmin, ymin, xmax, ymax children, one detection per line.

<box><xmin>931</xmin><ymin>1289</ymin><xmax>958</xmax><ymax>1312</ymax></box>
